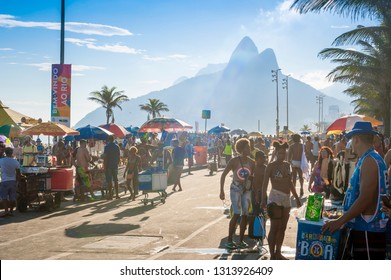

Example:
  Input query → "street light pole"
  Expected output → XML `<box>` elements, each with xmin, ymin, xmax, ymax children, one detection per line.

<box><xmin>282</xmin><ymin>75</ymin><xmax>290</xmax><ymax>132</ymax></box>
<box><xmin>272</xmin><ymin>69</ymin><xmax>281</xmax><ymax>137</ymax></box>
<box><xmin>316</xmin><ymin>94</ymin><xmax>324</xmax><ymax>133</ymax></box>
<box><xmin>60</xmin><ymin>0</ymin><xmax>65</xmax><ymax>64</ymax></box>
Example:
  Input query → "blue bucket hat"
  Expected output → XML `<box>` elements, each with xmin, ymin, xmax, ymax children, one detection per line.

<box><xmin>346</xmin><ymin>121</ymin><xmax>378</xmax><ymax>138</ymax></box>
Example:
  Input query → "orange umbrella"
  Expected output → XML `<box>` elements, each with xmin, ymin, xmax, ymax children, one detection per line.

<box><xmin>21</xmin><ymin>122</ymin><xmax>80</xmax><ymax>136</ymax></box>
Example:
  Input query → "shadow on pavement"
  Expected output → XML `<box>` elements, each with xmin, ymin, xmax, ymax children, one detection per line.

<box><xmin>65</xmin><ymin>221</ymin><xmax>140</xmax><ymax>238</ymax></box>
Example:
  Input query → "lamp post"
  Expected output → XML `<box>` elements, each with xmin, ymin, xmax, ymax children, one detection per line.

<box><xmin>316</xmin><ymin>94</ymin><xmax>325</xmax><ymax>133</ymax></box>
<box><xmin>272</xmin><ymin>69</ymin><xmax>281</xmax><ymax>137</ymax></box>
<box><xmin>282</xmin><ymin>75</ymin><xmax>290</xmax><ymax>132</ymax></box>
<box><xmin>60</xmin><ymin>0</ymin><xmax>65</xmax><ymax>64</ymax></box>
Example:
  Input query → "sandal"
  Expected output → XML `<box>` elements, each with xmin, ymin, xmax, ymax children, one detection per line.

<box><xmin>236</xmin><ymin>241</ymin><xmax>249</xmax><ymax>249</ymax></box>
<box><xmin>225</xmin><ymin>241</ymin><xmax>237</xmax><ymax>250</ymax></box>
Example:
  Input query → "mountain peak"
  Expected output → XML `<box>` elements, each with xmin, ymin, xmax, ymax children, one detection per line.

<box><xmin>228</xmin><ymin>36</ymin><xmax>258</xmax><ymax>65</ymax></box>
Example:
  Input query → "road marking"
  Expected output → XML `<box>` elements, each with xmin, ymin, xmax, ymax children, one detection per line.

<box><xmin>147</xmin><ymin>214</ymin><xmax>226</xmax><ymax>260</ymax></box>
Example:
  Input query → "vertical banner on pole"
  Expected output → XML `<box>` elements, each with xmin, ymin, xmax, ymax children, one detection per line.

<box><xmin>51</xmin><ymin>64</ymin><xmax>71</xmax><ymax>127</ymax></box>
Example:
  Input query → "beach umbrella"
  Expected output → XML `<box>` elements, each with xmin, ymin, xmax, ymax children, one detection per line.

<box><xmin>0</xmin><ymin>124</ymin><xmax>21</xmax><ymax>138</ymax></box>
<box><xmin>326</xmin><ymin>114</ymin><xmax>382</xmax><ymax>134</ymax></box>
<box><xmin>72</xmin><ymin>125</ymin><xmax>114</xmax><ymax>141</ymax></box>
<box><xmin>208</xmin><ymin>125</ymin><xmax>230</xmax><ymax>134</ymax></box>
<box><xmin>99</xmin><ymin>123</ymin><xmax>130</xmax><ymax>138</ymax></box>
<box><xmin>21</xmin><ymin>122</ymin><xmax>80</xmax><ymax>136</ymax></box>
<box><xmin>248</xmin><ymin>131</ymin><xmax>263</xmax><ymax>137</ymax></box>
<box><xmin>125</xmin><ymin>126</ymin><xmax>139</xmax><ymax>134</ymax></box>
<box><xmin>138</xmin><ymin>117</ymin><xmax>192</xmax><ymax>133</ymax></box>
<box><xmin>230</xmin><ymin>128</ymin><xmax>247</xmax><ymax>135</ymax></box>
<box><xmin>0</xmin><ymin>135</ymin><xmax>13</xmax><ymax>147</ymax></box>
<box><xmin>300</xmin><ymin>131</ymin><xmax>311</xmax><ymax>135</ymax></box>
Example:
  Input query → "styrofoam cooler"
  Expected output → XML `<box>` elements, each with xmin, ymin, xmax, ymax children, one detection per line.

<box><xmin>152</xmin><ymin>173</ymin><xmax>167</xmax><ymax>190</ymax></box>
<box><xmin>138</xmin><ymin>170</ymin><xmax>153</xmax><ymax>191</ymax></box>
<box><xmin>295</xmin><ymin>218</ymin><xmax>342</xmax><ymax>260</ymax></box>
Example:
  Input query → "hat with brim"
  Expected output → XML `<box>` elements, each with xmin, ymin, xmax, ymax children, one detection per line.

<box><xmin>346</xmin><ymin>121</ymin><xmax>378</xmax><ymax>138</ymax></box>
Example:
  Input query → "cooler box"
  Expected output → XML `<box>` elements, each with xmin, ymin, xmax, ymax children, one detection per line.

<box><xmin>138</xmin><ymin>170</ymin><xmax>153</xmax><ymax>191</ymax></box>
<box><xmin>295</xmin><ymin>218</ymin><xmax>343</xmax><ymax>260</ymax></box>
<box><xmin>194</xmin><ymin>146</ymin><xmax>207</xmax><ymax>165</ymax></box>
<box><xmin>152</xmin><ymin>173</ymin><xmax>167</xmax><ymax>191</ymax></box>
<box><xmin>49</xmin><ymin>168</ymin><xmax>73</xmax><ymax>191</ymax></box>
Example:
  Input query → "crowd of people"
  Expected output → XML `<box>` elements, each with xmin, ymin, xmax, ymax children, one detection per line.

<box><xmin>219</xmin><ymin>122</ymin><xmax>391</xmax><ymax>260</ymax></box>
<box><xmin>2</xmin><ymin>122</ymin><xmax>391</xmax><ymax>260</ymax></box>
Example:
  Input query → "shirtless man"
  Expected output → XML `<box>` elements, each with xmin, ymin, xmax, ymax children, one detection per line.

<box><xmin>333</xmin><ymin>135</ymin><xmax>347</xmax><ymax>157</ymax></box>
<box><xmin>287</xmin><ymin>134</ymin><xmax>304</xmax><ymax>197</ymax></box>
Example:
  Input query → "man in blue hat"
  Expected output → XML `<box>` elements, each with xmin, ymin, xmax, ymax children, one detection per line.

<box><xmin>322</xmin><ymin>121</ymin><xmax>388</xmax><ymax>259</ymax></box>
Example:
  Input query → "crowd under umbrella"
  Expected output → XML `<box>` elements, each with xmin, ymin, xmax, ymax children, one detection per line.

<box><xmin>326</xmin><ymin>114</ymin><xmax>382</xmax><ymax>135</ymax></box>
<box><xmin>208</xmin><ymin>125</ymin><xmax>230</xmax><ymax>134</ymax></box>
<box><xmin>138</xmin><ymin>117</ymin><xmax>193</xmax><ymax>133</ymax></box>
<box><xmin>99</xmin><ymin>123</ymin><xmax>130</xmax><ymax>138</ymax></box>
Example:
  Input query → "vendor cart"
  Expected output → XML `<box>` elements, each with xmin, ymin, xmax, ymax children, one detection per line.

<box><xmin>138</xmin><ymin>168</ymin><xmax>168</xmax><ymax>206</ymax></box>
<box><xmin>73</xmin><ymin>164</ymin><xmax>107</xmax><ymax>201</ymax></box>
<box><xmin>17</xmin><ymin>165</ymin><xmax>73</xmax><ymax>212</ymax></box>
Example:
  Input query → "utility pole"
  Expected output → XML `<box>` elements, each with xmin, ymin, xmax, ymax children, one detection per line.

<box><xmin>282</xmin><ymin>75</ymin><xmax>290</xmax><ymax>132</ymax></box>
<box><xmin>60</xmin><ymin>0</ymin><xmax>65</xmax><ymax>64</ymax></box>
<box><xmin>272</xmin><ymin>69</ymin><xmax>281</xmax><ymax>137</ymax></box>
<box><xmin>316</xmin><ymin>94</ymin><xmax>325</xmax><ymax>133</ymax></box>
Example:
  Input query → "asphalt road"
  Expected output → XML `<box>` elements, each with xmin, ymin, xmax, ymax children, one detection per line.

<box><xmin>0</xmin><ymin>166</ymin><xmax>308</xmax><ymax>260</ymax></box>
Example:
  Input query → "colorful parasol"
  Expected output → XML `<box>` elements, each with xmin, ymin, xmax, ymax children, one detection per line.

<box><xmin>326</xmin><ymin>114</ymin><xmax>382</xmax><ymax>134</ymax></box>
<box><xmin>21</xmin><ymin>122</ymin><xmax>80</xmax><ymax>136</ymax></box>
<box><xmin>73</xmin><ymin>124</ymin><xmax>114</xmax><ymax>140</ymax></box>
<box><xmin>99</xmin><ymin>123</ymin><xmax>130</xmax><ymax>138</ymax></box>
<box><xmin>0</xmin><ymin>124</ymin><xmax>21</xmax><ymax>138</ymax></box>
<box><xmin>0</xmin><ymin>135</ymin><xmax>14</xmax><ymax>147</ymax></box>
<box><xmin>138</xmin><ymin>117</ymin><xmax>192</xmax><ymax>133</ymax></box>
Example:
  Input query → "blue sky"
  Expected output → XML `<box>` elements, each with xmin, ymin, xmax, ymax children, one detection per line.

<box><xmin>0</xmin><ymin>0</ymin><xmax>375</xmax><ymax>127</ymax></box>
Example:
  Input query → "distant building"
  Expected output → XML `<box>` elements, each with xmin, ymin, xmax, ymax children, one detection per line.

<box><xmin>329</xmin><ymin>105</ymin><xmax>339</xmax><ymax>120</ymax></box>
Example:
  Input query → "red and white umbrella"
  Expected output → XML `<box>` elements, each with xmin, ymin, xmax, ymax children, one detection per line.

<box><xmin>99</xmin><ymin>123</ymin><xmax>130</xmax><ymax>138</ymax></box>
<box><xmin>138</xmin><ymin>117</ymin><xmax>192</xmax><ymax>133</ymax></box>
<box><xmin>326</xmin><ymin>114</ymin><xmax>382</xmax><ymax>135</ymax></box>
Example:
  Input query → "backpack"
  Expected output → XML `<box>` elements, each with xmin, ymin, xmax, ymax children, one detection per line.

<box><xmin>248</xmin><ymin>215</ymin><xmax>266</xmax><ymax>240</ymax></box>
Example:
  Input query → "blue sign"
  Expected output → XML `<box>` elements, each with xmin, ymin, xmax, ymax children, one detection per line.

<box><xmin>295</xmin><ymin>219</ymin><xmax>342</xmax><ymax>260</ymax></box>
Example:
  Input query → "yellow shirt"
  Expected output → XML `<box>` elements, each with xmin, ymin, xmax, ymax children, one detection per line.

<box><xmin>22</xmin><ymin>145</ymin><xmax>38</xmax><ymax>166</ymax></box>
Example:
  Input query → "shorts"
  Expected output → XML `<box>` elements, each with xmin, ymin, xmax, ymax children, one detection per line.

<box><xmin>105</xmin><ymin>167</ymin><xmax>118</xmax><ymax>184</ymax></box>
<box><xmin>230</xmin><ymin>182</ymin><xmax>251</xmax><ymax>216</ymax></box>
<box><xmin>0</xmin><ymin>180</ymin><xmax>17</xmax><ymax>201</ymax></box>
<box><xmin>268</xmin><ymin>188</ymin><xmax>291</xmax><ymax>208</ymax></box>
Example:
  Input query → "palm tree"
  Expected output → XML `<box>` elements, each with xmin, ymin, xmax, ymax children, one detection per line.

<box><xmin>318</xmin><ymin>24</ymin><xmax>391</xmax><ymax>135</ymax></box>
<box><xmin>300</xmin><ymin>124</ymin><xmax>312</xmax><ymax>132</ymax></box>
<box><xmin>88</xmin><ymin>85</ymin><xmax>129</xmax><ymax>124</ymax></box>
<box><xmin>291</xmin><ymin>0</ymin><xmax>391</xmax><ymax>135</ymax></box>
<box><xmin>139</xmin><ymin>98</ymin><xmax>169</xmax><ymax>120</ymax></box>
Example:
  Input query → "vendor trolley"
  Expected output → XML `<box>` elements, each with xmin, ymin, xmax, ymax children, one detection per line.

<box><xmin>138</xmin><ymin>168</ymin><xmax>168</xmax><ymax>206</ymax></box>
<box><xmin>17</xmin><ymin>166</ymin><xmax>73</xmax><ymax>212</ymax></box>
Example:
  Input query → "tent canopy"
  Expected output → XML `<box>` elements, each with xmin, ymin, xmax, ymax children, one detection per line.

<box><xmin>0</xmin><ymin>101</ymin><xmax>38</xmax><ymax>128</ymax></box>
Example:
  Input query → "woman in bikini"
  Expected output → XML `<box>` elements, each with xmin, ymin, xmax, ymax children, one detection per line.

<box><xmin>124</xmin><ymin>146</ymin><xmax>141</xmax><ymax>201</ymax></box>
<box><xmin>220</xmin><ymin>138</ymin><xmax>255</xmax><ymax>249</ymax></box>
<box><xmin>262</xmin><ymin>140</ymin><xmax>301</xmax><ymax>260</ymax></box>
